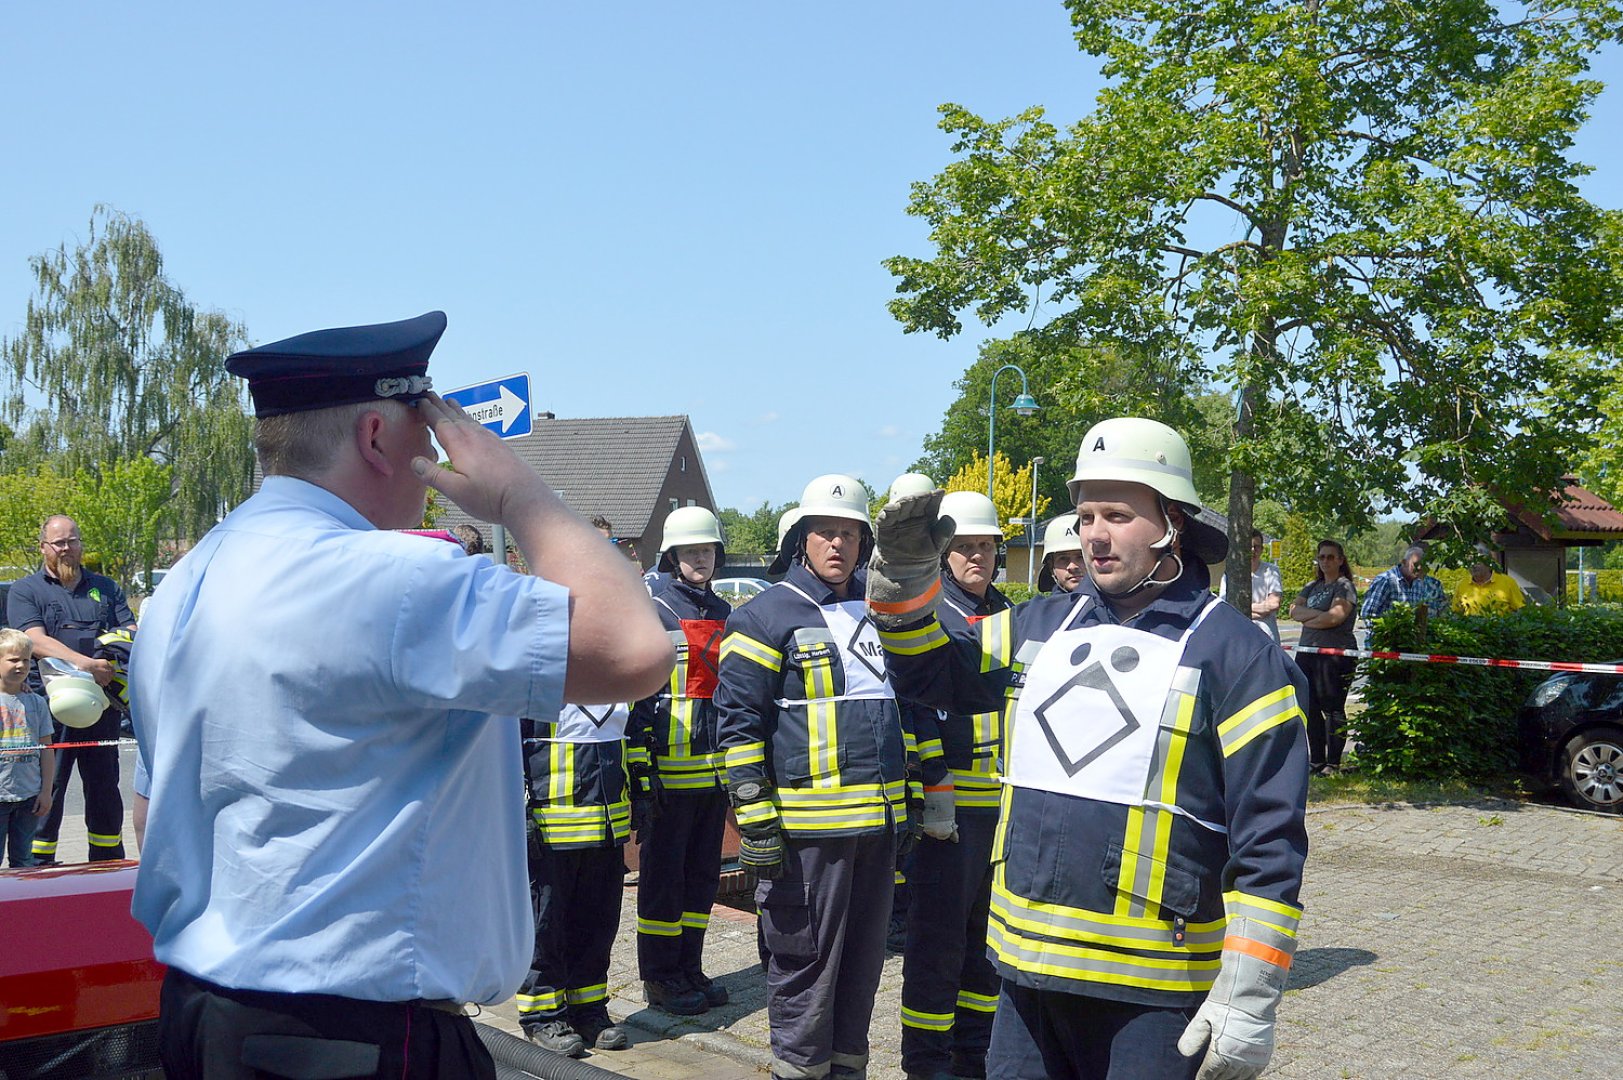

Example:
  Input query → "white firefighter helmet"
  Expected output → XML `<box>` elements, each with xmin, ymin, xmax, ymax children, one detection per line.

<box><xmin>47</xmin><ymin>673</ymin><xmax>110</xmax><ymax>729</ymax></box>
<box><xmin>767</xmin><ymin>507</ymin><xmax>802</xmax><ymax>576</ymax></box>
<box><xmin>797</xmin><ymin>474</ymin><xmax>870</xmax><ymax>526</ymax></box>
<box><xmin>658</xmin><ymin>506</ymin><xmax>726</xmax><ymax>572</ymax></box>
<box><xmin>939</xmin><ymin>490</ymin><xmax>1002</xmax><ymax>539</ymax></box>
<box><xmin>1066</xmin><ymin>416</ymin><xmax>1227</xmax><ymax>565</ymax></box>
<box><xmin>1042</xmin><ymin>513</ymin><xmax>1082</xmax><ymax>555</ymax></box>
<box><xmin>887</xmin><ymin>472</ymin><xmax>936</xmax><ymax>501</ymax></box>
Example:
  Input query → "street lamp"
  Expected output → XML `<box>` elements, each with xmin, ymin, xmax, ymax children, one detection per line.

<box><xmin>1028</xmin><ymin>456</ymin><xmax>1044</xmax><ymax>591</ymax></box>
<box><xmin>987</xmin><ymin>363</ymin><xmax>1040</xmax><ymax>505</ymax></box>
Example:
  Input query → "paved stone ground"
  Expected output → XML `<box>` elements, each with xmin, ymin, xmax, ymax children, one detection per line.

<box><xmin>61</xmin><ymin>754</ymin><xmax>1622</xmax><ymax>1079</ymax></box>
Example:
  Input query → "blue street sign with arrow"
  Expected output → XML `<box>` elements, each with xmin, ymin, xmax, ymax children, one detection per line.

<box><xmin>443</xmin><ymin>373</ymin><xmax>532</xmax><ymax>439</ymax></box>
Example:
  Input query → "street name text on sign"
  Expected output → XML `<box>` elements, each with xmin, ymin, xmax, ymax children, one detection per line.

<box><xmin>443</xmin><ymin>374</ymin><xmax>533</xmax><ymax>439</ymax></box>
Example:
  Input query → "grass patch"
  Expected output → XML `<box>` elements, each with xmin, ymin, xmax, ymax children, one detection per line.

<box><xmin>1306</xmin><ymin>769</ymin><xmax>1529</xmax><ymax>807</ymax></box>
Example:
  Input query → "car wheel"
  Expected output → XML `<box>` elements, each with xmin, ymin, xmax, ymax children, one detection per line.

<box><xmin>1559</xmin><ymin>726</ymin><xmax>1623</xmax><ymax>813</ymax></box>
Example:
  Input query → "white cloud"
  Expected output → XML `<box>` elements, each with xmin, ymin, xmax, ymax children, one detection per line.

<box><xmin>696</xmin><ymin>431</ymin><xmax>736</xmax><ymax>453</ymax></box>
<box><xmin>877</xmin><ymin>425</ymin><xmax>901</xmax><ymax>438</ymax></box>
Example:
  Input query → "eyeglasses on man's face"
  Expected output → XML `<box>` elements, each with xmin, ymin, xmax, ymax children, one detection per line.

<box><xmin>42</xmin><ymin>536</ymin><xmax>82</xmax><ymax>550</ymax></box>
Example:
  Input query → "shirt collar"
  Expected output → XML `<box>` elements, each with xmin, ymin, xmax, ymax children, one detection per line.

<box><xmin>786</xmin><ymin>562</ymin><xmax>862</xmax><ymax>604</ymax></box>
<box><xmin>259</xmin><ymin>475</ymin><xmax>376</xmax><ymax>532</ymax></box>
<box><xmin>1073</xmin><ymin>563</ymin><xmax>1213</xmax><ymax>633</ymax></box>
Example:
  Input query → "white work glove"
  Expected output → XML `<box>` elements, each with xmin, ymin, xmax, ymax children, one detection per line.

<box><xmin>867</xmin><ymin>484</ymin><xmax>954</xmax><ymax>630</ymax></box>
<box><xmin>1177</xmin><ymin>918</ymin><xmax>1292</xmax><ymax>1080</ymax></box>
<box><xmin>920</xmin><ymin>784</ymin><xmax>958</xmax><ymax>842</ymax></box>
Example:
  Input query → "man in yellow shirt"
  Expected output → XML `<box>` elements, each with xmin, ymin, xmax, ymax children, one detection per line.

<box><xmin>1457</xmin><ymin>562</ymin><xmax>1526</xmax><ymax>616</ymax></box>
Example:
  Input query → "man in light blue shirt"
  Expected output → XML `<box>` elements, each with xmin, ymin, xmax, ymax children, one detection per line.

<box><xmin>130</xmin><ymin>311</ymin><xmax>673</xmax><ymax>1080</ymax></box>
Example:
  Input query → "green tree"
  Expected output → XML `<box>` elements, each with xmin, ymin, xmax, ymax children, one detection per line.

<box><xmin>1</xmin><ymin>206</ymin><xmax>255</xmax><ymax>543</ymax></box>
<box><xmin>0</xmin><ymin>466</ymin><xmax>70</xmax><ymax>572</ymax></box>
<box><xmin>943</xmin><ymin>451</ymin><xmax>1052</xmax><ymax>540</ymax></box>
<box><xmin>62</xmin><ymin>456</ymin><xmax>173</xmax><ymax>588</ymax></box>
<box><xmin>719</xmin><ymin>501</ymin><xmax>796</xmax><ymax>556</ymax></box>
<box><xmin>887</xmin><ymin>0</ymin><xmax>1623</xmax><ymax>613</ymax></box>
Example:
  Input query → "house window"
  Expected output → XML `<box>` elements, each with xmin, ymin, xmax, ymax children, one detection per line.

<box><xmin>680</xmin><ymin>455</ymin><xmax>686</xmax><ymax>473</ymax></box>
<box><xmin>670</xmin><ymin>498</ymin><xmax>680</xmax><ymax>512</ymax></box>
<box><xmin>686</xmin><ymin>499</ymin><xmax>697</xmax><ymax>507</ymax></box>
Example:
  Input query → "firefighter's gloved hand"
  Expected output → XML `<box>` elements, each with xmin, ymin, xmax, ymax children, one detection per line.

<box><xmin>738</xmin><ymin>826</ymin><xmax>785</xmax><ymax>879</ymax></box>
<box><xmin>629</xmin><ymin>761</ymin><xmax>664</xmax><ymax>810</ymax></box>
<box><xmin>897</xmin><ymin>793</ymin><xmax>925</xmax><ymax>859</ymax></box>
<box><xmin>868</xmin><ymin>485</ymin><xmax>954</xmax><ymax>630</ymax></box>
<box><xmin>1177</xmin><ymin>918</ymin><xmax>1293</xmax><ymax>1080</ymax></box>
<box><xmin>921</xmin><ymin>784</ymin><xmax>958</xmax><ymax>843</ymax></box>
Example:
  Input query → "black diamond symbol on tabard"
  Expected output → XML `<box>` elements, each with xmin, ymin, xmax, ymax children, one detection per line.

<box><xmin>694</xmin><ymin>629</ymin><xmax>725</xmax><ymax>679</ymax></box>
<box><xmin>847</xmin><ymin>616</ymin><xmax>886</xmax><ymax>682</ymax></box>
<box><xmin>580</xmin><ymin>706</ymin><xmax>616</xmax><ymax>729</ymax></box>
<box><xmin>1031</xmin><ymin>658</ymin><xmax>1141</xmax><ymax>777</ymax></box>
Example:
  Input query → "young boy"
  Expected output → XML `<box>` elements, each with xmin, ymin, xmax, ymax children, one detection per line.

<box><xmin>0</xmin><ymin>628</ymin><xmax>55</xmax><ymax>868</ymax></box>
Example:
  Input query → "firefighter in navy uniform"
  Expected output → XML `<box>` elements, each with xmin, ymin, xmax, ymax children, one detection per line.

<box><xmin>869</xmin><ymin>418</ymin><xmax>1310</xmax><ymax>1080</ymax></box>
<box><xmin>1037</xmin><ymin>513</ymin><xmax>1087</xmax><ymax>595</ymax></box>
<box><xmin>900</xmin><ymin>491</ymin><xmax>1009</xmax><ymax>1080</ymax></box>
<box><xmin>716</xmin><ymin>474</ymin><xmax>919</xmax><ymax>1080</ymax></box>
<box><xmin>630</xmin><ymin>506</ymin><xmax>734</xmax><ymax>1016</ymax></box>
<box><xmin>517</xmin><ymin>702</ymin><xmax>644</xmax><ymax>1058</ymax></box>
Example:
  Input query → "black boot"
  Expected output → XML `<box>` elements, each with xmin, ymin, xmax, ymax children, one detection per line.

<box><xmin>643</xmin><ymin>977</ymin><xmax>708</xmax><ymax>1016</ymax></box>
<box><xmin>683</xmin><ymin>969</ymin><xmax>729</xmax><ymax>1007</ymax></box>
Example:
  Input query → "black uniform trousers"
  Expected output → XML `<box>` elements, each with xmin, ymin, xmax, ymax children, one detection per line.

<box><xmin>635</xmin><ymin>787</ymin><xmax>728</xmax><ymax>983</ymax></box>
<box><xmin>986</xmin><ymin>980</ymin><xmax>1200</xmax><ymax>1080</ymax></box>
<box><xmin>517</xmin><ymin>842</ymin><xmax>625</xmax><ymax>1031</ymax></box>
<box><xmin>32</xmin><ymin>714</ymin><xmax>125</xmax><ymax>862</ymax></box>
<box><xmin>1295</xmin><ymin>652</ymin><xmax>1357</xmax><ymax>767</ymax></box>
<box><xmin>758</xmin><ymin>830</ymin><xmax>894</xmax><ymax>1079</ymax></box>
<box><xmin>157</xmin><ymin>965</ymin><xmax>495</xmax><ymax>1080</ymax></box>
<box><xmin>900</xmin><ymin>808</ymin><xmax>999</xmax><ymax>1076</ymax></box>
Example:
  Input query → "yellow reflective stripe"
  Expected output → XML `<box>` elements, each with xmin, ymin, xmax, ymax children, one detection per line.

<box><xmin>734</xmin><ymin>799</ymin><xmax>780</xmax><ymax>828</ymax></box>
<box><xmin>903</xmin><ymin>729</ymin><xmax>919</xmax><ymax>755</ymax></box>
<box><xmin>900</xmin><ymin>1006</ymin><xmax>955</xmax><ymax>1031</ymax></box>
<box><xmin>638</xmin><ymin>917</ymin><xmax>683</xmax><ymax>937</ymax></box>
<box><xmin>979</xmin><ymin>610</ymin><xmax>1012</xmax><ymax>672</ymax></box>
<box><xmin>725</xmin><ymin>742</ymin><xmax>767</xmax><ymax>768</ymax></box>
<box><xmin>895</xmin><ymin>869</ymin><xmax>908</xmax><ymax>885</ymax></box>
<box><xmin>917</xmin><ymin>738</ymin><xmax>944</xmax><ymax>761</ymax></box>
<box><xmin>987</xmin><ymin>908</ymin><xmax>1220</xmax><ymax>993</ymax></box>
<box><xmin>878</xmin><ymin>620</ymin><xmax>949</xmax><ymax>656</ymax></box>
<box><xmin>549</xmin><ymin>737</ymin><xmax>570</xmax><ymax>803</ymax></box>
<box><xmin>956</xmin><ymin>989</ymin><xmax>999</xmax><ymax>1013</ymax></box>
<box><xmin>667</xmin><ymin>696</ymin><xmax>696</xmax><ymax>754</ymax></box>
<box><xmin>994</xmin><ymin>879</ymin><xmax>1225</xmax><ymax>952</ymax></box>
<box><xmin>681</xmin><ymin>910</ymin><xmax>710</xmax><ymax>929</ymax></box>
<box><xmin>1153</xmin><ymin>685</ymin><xmax>1199</xmax><ymax>807</ymax></box>
<box><xmin>625</xmin><ymin>744</ymin><xmax>651</xmax><ymax>769</ymax></box>
<box><xmin>807</xmin><ymin>701</ymin><xmax>839</xmax><ymax>789</ymax></box>
<box><xmin>1224</xmin><ymin>890</ymin><xmax>1303</xmax><ymax>938</ymax></box>
<box><xmin>721</xmin><ymin>632</ymin><xmax>783</xmax><ymax>672</ymax></box>
<box><xmin>567</xmin><ymin>983</ymin><xmax>607</xmax><ymax>1005</ymax></box>
<box><xmin>87</xmin><ymin>832</ymin><xmax>123</xmax><ymax>847</ymax></box>
<box><xmin>31</xmin><ymin>838</ymin><xmax>57</xmax><ymax>854</ymax></box>
<box><xmin>1218</xmin><ymin>685</ymin><xmax>1303</xmax><ymax>757</ymax></box>
<box><xmin>516</xmin><ymin>990</ymin><xmax>567</xmax><ymax>1013</ymax></box>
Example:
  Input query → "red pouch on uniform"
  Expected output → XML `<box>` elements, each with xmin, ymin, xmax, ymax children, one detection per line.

<box><xmin>681</xmin><ymin>619</ymin><xmax>727</xmax><ymax>699</ymax></box>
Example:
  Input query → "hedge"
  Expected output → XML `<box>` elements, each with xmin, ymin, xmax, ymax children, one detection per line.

<box><xmin>1356</xmin><ymin>603</ymin><xmax>1623</xmax><ymax>779</ymax></box>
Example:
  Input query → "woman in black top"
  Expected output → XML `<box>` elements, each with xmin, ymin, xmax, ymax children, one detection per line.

<box><xmin>1289</xmin><ymin>539</ymin><xmax>1359</xmax><ymax>773</ymax></box>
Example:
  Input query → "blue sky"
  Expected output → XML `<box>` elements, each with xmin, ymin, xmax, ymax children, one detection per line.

<box><xmin>3</xmin><ymin>4</ymin><xmax>1619</xmax><ymax>513</ymax></box>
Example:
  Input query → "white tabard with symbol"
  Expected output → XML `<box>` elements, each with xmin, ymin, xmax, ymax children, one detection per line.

<box><xmin>1005</xmin><ymin>596</ymin><xmax>1213</xmax><ymax>807</ymax></box>
<box><xmin>553</xmin><ymin>701</ymin><xmax>630</xmax><ymax>743</ymax></box>
<box><xmin>781</xmin><ymin>585</ymin><xmax>895</xmax><ymax>702</ymax></box>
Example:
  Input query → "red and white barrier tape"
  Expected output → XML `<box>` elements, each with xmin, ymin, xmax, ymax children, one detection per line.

<box><xmin>0</xmin><ymin>737</ymin><xmax>138</xmax><ymax>755</ymax></box>
<box><xmin>1285</xmin><ymin>644</ymin><xmax>1623</xmax><ymax>676</ymax></box>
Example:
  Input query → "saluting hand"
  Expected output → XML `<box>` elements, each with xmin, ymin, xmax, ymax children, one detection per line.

<box><xmin>411</xmin><ymin>393</ymin><xmax>550</xmax><ymax>527</ymax></box>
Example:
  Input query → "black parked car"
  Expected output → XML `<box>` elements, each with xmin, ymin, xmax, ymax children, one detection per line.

<box><xmin>1518</xmin><ymin>665</ymin><xmax>1623</xmax><ymax>813</ymax></box>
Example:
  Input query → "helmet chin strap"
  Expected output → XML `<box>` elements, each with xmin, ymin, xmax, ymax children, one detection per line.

<box><xmin>1088</xmin><ymin>497</ymin><xmax>1184</xmax><ymax>599</ymax></box>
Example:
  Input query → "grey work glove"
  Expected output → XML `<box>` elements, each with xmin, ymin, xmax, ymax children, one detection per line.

<box><xmin>738</xmin><ymin>827</ymin><xmax>785</xmax><ymax>880</ymax></box>
<box><xmin>1177</xmin><ymin>918</ymin><xmax>1293</xmax><ymax>1080</ymax></box>
<box><xmin>867</xmin><ymin>486</ymin><xmax>955</xmax><ymax>630</ymax></box>
<box><xmin>920</xmin><ymin>784</ymin><xmax>959</xmax><ymax>843</ymax></box>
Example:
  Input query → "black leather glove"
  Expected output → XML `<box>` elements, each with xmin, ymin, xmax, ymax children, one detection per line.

<box><xmin>897</xmin><ymin>794</ymin><xmax>925</xmax><ymax>860</ymax></box>
<box><xmin>630</xmin><ymin>796</ymin><xmax>656</xmax><ymax>845</ymax></box>
<box><xmin>630</xmin><ymin>761</ymin><xmax>664</xmax><ymax>809</ymax></box>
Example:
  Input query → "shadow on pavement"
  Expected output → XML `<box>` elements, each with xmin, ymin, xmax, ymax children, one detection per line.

<box><xmin>1287</xmin><ymin>946</ymin><xmax>1378</xmax><ymax>991</ymax></box>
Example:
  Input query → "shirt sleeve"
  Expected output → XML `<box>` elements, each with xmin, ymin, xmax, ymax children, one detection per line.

<box><xmin>7</xmin><ymin>578</ymin><xmax>44</xmax><ymax>632</ymax></box>
<box><xmin>714</xmin><ymin>600</ymin><xmax>782</xmax><ymax>792</ymax></box>
<box><xmin>391</xmin><ymin>555</ymin><xmax>570</xmax><ymax>722</ymax></box>
<box><xmin>1262</xmin><ymin>563</ymin><xmax>1283</xmax><ymax>597</ymax></box>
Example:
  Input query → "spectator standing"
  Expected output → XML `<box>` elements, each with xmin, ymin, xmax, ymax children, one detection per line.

<box><xmin>8</xmin><ymin>514</ymin><xmax>137</xmax><ymax>863</ymax></box>
<box><xmin>1289</xmin><ymin>541</ymin><xmax>1360</xmax><ymax>774</ymax></box>
<box><xmin>0</xmin><ymin>629</ymin><xmax>54</xmax><ymax>868</ymax></box>
<box><xmin>128</xmin><ymin>312</ymin><xmax>671</xmax><ymax>1079</ymax></box>
<box><xmin>1457</xmin><ymin>561</ymin><xmax>1525</xmax><ymax>616</ymax></box>
<box><xmin>1360</xmin><ymin>544</ymin><xmax>1450</xmax><ymax>622</ymax></box>
<box><xmin>1220</xmin><ymin>529</ymin><xmax>1284</xmax><ymax>643</ymax></box>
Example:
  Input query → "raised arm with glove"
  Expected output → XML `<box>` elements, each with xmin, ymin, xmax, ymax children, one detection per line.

<box><xmin>1177</xmin><ymin>914</ymin><xmax>1296</xmax><ymax>1080</ymax></box>
<box><xmin>866</xmin><ymin>485</ymin><xmax>955</xmax><ymax>631</ymax></box>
